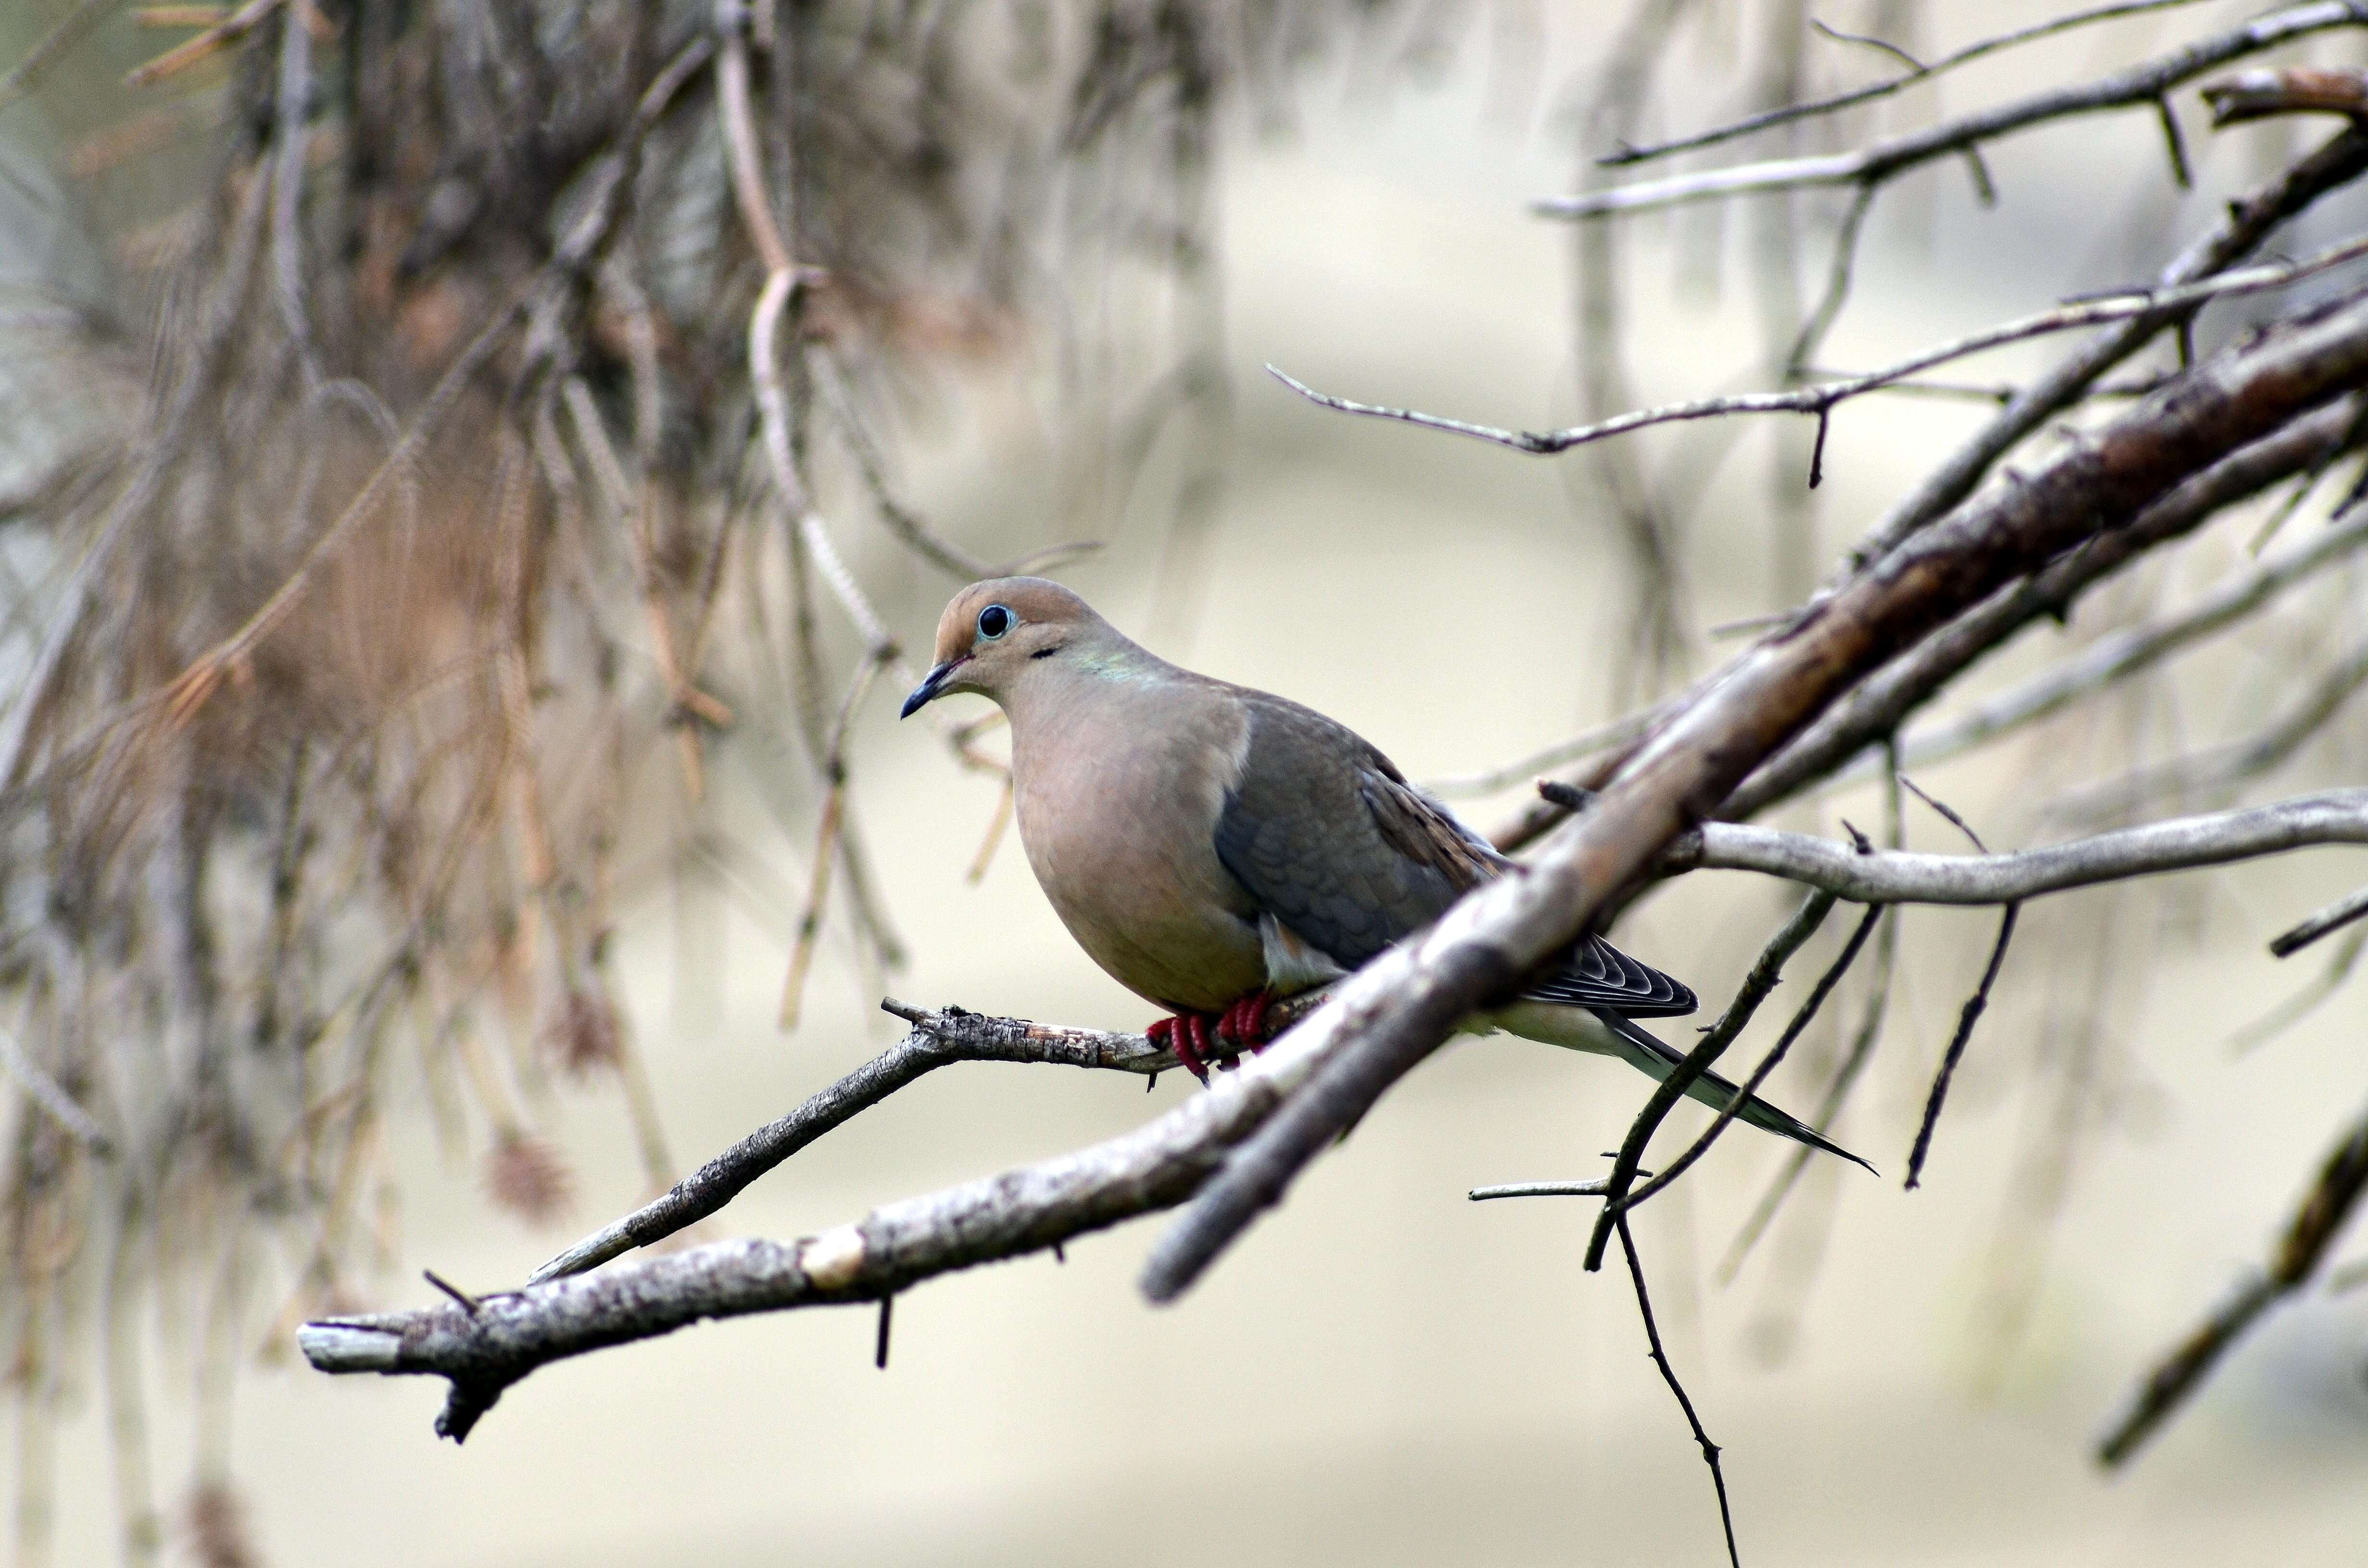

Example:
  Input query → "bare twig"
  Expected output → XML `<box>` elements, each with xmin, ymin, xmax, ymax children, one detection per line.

<box><xmin>1788</xmin><ymin>182</ymin><xmax>1878</xmax><ymax>382</ymax></box>
<box><xmin>1603</xmin><ymin>0</ymin><xmax>2218</xmax><ymax>167</ymax></box>
<box><xmin>0</xmin><ymin>0</ymin><xmax>119</xmax><ymax>110</ymax></box>
<box><xmin>1548</xmin><ymin>2</ymin><xmax>2365</xmax><ymax>217</ymax></box>
<box><xmin>2231</xmin><ymin>923</ymin><xmax>2367</xmax><ymax>1050</ymax></box>
<box><xmin>2269</xmin><ymin>882</ymin><xmax>2368</xmax><ymax>957</ymax></box>
<box><xmin>1581</xmin><ymin>887</ymin><xmax>1839</xmax><ymax>1273</ymax></box>
<box><xmin>809</xmin><ymin>350</ymin><xmax>994</xmax><ymax>581</ymax></box>
<box><xmin>270</xmin><ymin>3</ymin><xmax>318</xmax><ymax>387</ymax></box>
<box><xmin>1904</xmin><ymin>905</ymin><xmax>2021</xmax><ymax>1190</ymax></box>
<box><xmin>1468</xmin><ymin>1179</ymin><xmax>1618</xmax><ymax>1200</ymax></box>
<box><xmin>123</xmin><ymin>0</ymin><xmax>280</xmax><ymax>87</ymax></box>
<box><xmin>715</xmin><ymin>9</ymin><xmax>791</xmax><ymax>276</ymax></box>
<box><xmin>777</xmin><ymin>652</ymin><xmax>889</xmax><ymax>1030</ymax></box>
<box><xmin>1670</xmin><ymin>792</ymin><xmax>2368</xmax><ymax>905</ymax></box>
<box><xmin>1892</xmin><ymin>783</ymin><xmax>2018</xmax><ymax>1191</ymax></box>
<box><xmin>2097</xmin><ymin>1093</ymin><xmax>2368</xmax><ymax>1465</ymax></box>
<box><xmin>1616</xmin><ymin>1212</ymin><xmax>1741</xmax><ymax>1568</ymax></box>
<box><xmin>2202</xmin><ymin>64</ymin><xmax>2368</xmax><ymax>126</ymax></box>
<box><xmin>1267</xmin><ymin>233</ymin><xmax>2368</xmax><ymax>466</ymax></box>
<box><xmin>750</xmin><ymin>277</ymin><xmax>898</xmax><ymax>661</ymax></box>
<box><xmin>1595</xmin><ymin>902</ymin><xmax>1885</xmax><ymax>1255</ymax></box>
<box><xmin>1720</xmin><ymin>761</ymin><xmax>1903</xmax><ymax>1283</ymax></box>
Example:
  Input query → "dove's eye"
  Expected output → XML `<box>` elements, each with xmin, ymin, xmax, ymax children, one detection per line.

<box><xmin>976</xmin><ymin>604</ymin><xmax>1013</xmax><ymax>640</ymax></box>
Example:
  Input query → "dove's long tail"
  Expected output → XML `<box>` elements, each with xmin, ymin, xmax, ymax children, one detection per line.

<box><xmin>1491</xmin><ymin>1001</ymin><xmax>1875</xmax><ymax>1175</ymax></box>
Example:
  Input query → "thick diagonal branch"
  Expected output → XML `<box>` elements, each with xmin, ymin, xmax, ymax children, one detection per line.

<box><xmin>1138</xmin><ymin>289</ymin><xmax>2368</xmax><ymax>1304</ymax></box>
<box><xmin>1492</xmin><ymin>391</ymin><xmax>2368</xmax><ymax>852</ymax></box>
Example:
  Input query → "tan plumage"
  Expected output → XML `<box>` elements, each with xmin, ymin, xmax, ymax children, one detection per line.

<box><xmin>901</xmin><ymin>577</ymin><xmax>1867</xmax><ymax>1170</ymax></box>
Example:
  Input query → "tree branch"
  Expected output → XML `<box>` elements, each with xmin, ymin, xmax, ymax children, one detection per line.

<box><xmin>2269</xmin><ymin>881</ymin><xmax>2368</xmax><ymax>957</ymax></box>
<box><xmin>1267</xmin><ymin>231</ymin><xmax>2368</xmax><ymax>464</ymax></box>
<box><xmin>302</xmin><ymin>989</ymin><xmax>1343</xmax><ymax>1440</ymax></box>
<box><xmin>1543</xmin><ymin>2</ymin><xmax>2364</xmax><ymax>218</ymax></box>
<box><xmin>528</xmin><ymin>993</ymin><xmax>1329</xmax><ymax>1285</ymax></box>
<box><xmin>1601</xmin><ymin>0</ymin><xmax>2221</xmax><ymax>168</ymax></box>
<box><xmin>1492</xmin><ymin>387</ymin><xmax>2368</xmax><ymax>854</ymax></box>
<box><xmin>1580</xmin><ymin>888</ymin><xmax>1841</xmax><ymax>1273</ymax></box>
<box><xmin>1673</xmin><ymin>791</ymin><xmax>2368</xmax><ymax>905</ymax></box>
<box><xmin>1877</xmin><ymin>502</ymin><xmax>2368</xmax><ymax>780</ymax></box>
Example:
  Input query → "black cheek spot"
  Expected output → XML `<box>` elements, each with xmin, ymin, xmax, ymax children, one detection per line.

<box><xmin>1030</xmin><ymin>644</ymin><xmax>1064</xmax><ymax>661</ymax></box>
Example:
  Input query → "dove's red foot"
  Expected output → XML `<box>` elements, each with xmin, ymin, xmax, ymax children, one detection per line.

<box><xmin>1217</xmin><ymin>991</ymin><xmax>1277</xmax><ymax>1058</ymax></box>
<box><xmin>1146</xmin><ymin>1012</ymin><xmax>1218</xmax><ymax>1083</ymax></box>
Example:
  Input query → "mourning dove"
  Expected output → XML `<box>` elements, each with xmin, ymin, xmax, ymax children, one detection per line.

<box><xmin>902</xmin><ymin>577</ymin><xmax>1866</xmax><ymax>1168</ymax></box>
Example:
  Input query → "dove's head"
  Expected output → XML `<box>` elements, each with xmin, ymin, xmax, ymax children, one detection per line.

<box><xmin>899</xmin><ymin>577</ymin><xmax>1139</xmax><ymax>718</ymax></box>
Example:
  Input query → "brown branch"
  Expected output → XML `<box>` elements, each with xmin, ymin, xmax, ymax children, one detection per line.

<box><xmin>2201</xmin><ymin>64</ymin><xmax>2368</xmax><ymax>126</ymax></box>
<box><xmin>123</xmin><ymin>0</ymin><xmax>280</xmax><ymax>88</ymax></box>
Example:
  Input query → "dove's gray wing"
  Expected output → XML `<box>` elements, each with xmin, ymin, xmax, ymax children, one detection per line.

<box><xmin>1211</xmin><ymin>693</ymin><xmax>1695</xmax><ymax>1018</ymax></box>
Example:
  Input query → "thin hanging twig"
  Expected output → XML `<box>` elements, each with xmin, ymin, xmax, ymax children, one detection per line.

<box><xmin>1617</xmin><ymin>1212</ymin><xmax>1742</xmax><ymax>1568</ymax></box>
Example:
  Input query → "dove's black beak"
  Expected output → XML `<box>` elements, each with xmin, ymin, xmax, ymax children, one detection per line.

<box><xmin>900</xmin><ymin>659</ymin><xmax>964</xmax><ymax>719</ymax></box>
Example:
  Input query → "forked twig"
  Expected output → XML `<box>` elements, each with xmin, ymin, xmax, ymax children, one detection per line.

<box><xmin>1898</xmin><ymin>776</ymin><xmax>2019</xmax><ymax>1191</ymax></box>
<box><xmin>1582</xmin><ymin>888</ymin><xmax>1840</xmax><ymax>1274</ymax></box>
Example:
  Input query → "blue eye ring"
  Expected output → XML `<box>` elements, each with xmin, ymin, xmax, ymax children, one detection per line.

<box><xmin>976</xmin><ymin>604</ymin><xmax>1013</xmax><ymax>640</ymax></box>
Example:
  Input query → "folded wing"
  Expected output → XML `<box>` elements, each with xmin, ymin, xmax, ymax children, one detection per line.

<box><xmin>1211</xmin><ymin>693</ymin><xmax>1694</xmax><ymax>1018</ymax></box>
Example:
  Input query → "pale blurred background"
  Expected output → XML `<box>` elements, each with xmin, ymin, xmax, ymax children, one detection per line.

<box><xmin>11</xmin><ymin>3</ymin><xmax>2368</xmax><ymax>1564</ymax></box>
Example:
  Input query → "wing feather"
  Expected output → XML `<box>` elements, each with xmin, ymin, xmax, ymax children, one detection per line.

<box><xmin>1210</xmin><ymin>692</ymin><xmax>1694</xmax><ymax>1018</ymax></box>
